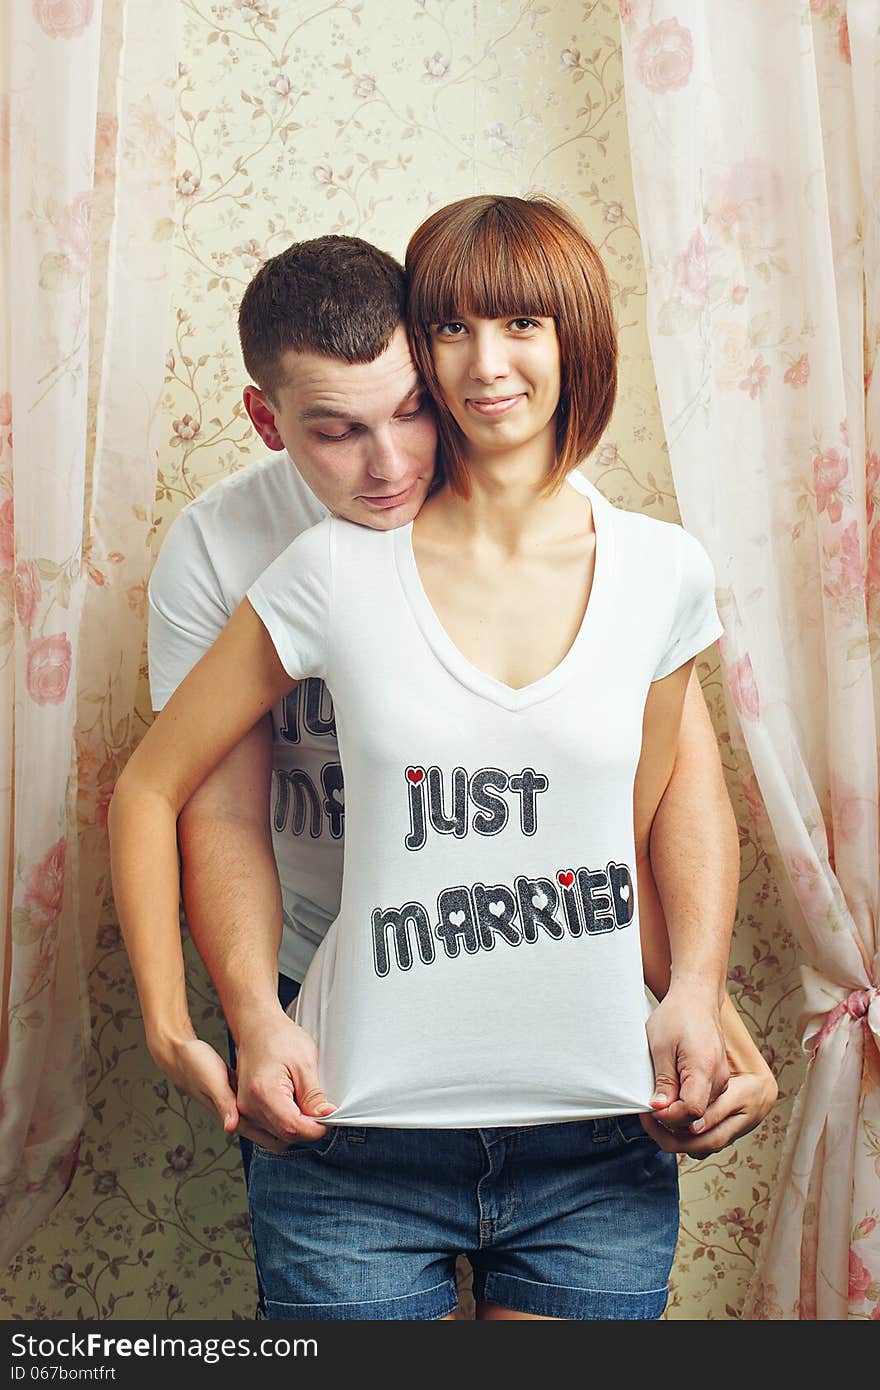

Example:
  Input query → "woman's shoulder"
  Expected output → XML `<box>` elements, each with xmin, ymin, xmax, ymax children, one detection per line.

<box><xmin>576</xmin><ymin>475</ymin><xmax>698</xmax><ymax>555</ymax></box>
<box><xmin>574</xmin><ymin>477</ymin><xmax>717</xmax><ymax>603</ymax></box>
<box><xmin>568</xmin><ymin>470</ymin><xmax>665</xmax><ymax>543</ymax></box>
<box><xmin>325</xmin><ymin>513</ymin><xmax>394</xmax><ymax>544</ymax></box>
<box><xmin>264</xmin><ymin>512</ymin><xmax>335</xmax><ymax>571</ymax></box>
<box><xmin>263</xmin><ymin>511</ymin><xmax>393</xmax><ymax>567</ymax></box>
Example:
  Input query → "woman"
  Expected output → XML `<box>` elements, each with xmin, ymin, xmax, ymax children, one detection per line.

<box><xmin>110</xmin><ymin>195</ymin><xmax>770</xmax><ymax>1320</ymax></box>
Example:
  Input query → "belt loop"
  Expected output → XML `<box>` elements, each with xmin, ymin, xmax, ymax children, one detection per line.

<box><xmin>591</xmin><ymin>1117</ymin><xmax>612</xmax><ymax>1143</ymax></box>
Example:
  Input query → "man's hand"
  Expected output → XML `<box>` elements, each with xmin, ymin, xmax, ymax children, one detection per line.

<box><xmin>642</xmin><ymin>986</ymin><xmax>778</xmax><ymax>1156</ymax></box>
<box><xmin>149</xmin><ymin>1029</ymin><xmax>293</xmax><ymax>1153</ymax></box>
<box><xmin>232</xmin><ymin>1009</ymin><xmax>337</xmax><ymax>1146</ymax></box>
<box><xmin>644</xmin><ymin>982</ymin><xmax>730</xmax><ymax>1129</ymax></box>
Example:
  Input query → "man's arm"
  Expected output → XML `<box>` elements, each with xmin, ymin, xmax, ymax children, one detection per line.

<box><xmin>176</xmin><ymin>713</ymin><xmax>281</xmax><ymax>1038</ymax></box>
<box><xmin>634</xmin><ymin>663</ymin><xmax>736</xmax><ymax>1126</ymax></box>
<box><xmin>141</xmin><ymin>509</ymin><xmax>334</xmax><ymax>1147</ymax></box>
<box><xmin>637</xmin><ymin>671</ymin><xmax>777</xmax><ymax>1152</ymax></box>
<box><xmin>111</xmin><ymin>599</ymin><xmax>336</xmax><ymax>1151</ymax></box>
<box><xmin>175</xmin><ymin>714</ymin><xmax>336</xmax><ymax>1143</ymax></box>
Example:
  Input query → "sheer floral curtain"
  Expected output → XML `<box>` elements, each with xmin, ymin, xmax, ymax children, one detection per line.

<box><xmin>620</xmin><ymin>0</ymin><xmax>879</xmax><ymax>1318</ymax></box>
<box><xmin>0</xmin><ymin>0</ymin><xmax>175</xmax><ymax>1263</ymax></box>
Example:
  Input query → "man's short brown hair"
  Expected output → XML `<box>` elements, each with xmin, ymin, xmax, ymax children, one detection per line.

<box><xmin>238</xmin><ymin>235</ymin><xmax>406</xmax><ymax>401</ymax></box>
<box><xmin>405</xmin><ymin>195</ymin><xmax>617</xmax><ymax>497</ymax></box>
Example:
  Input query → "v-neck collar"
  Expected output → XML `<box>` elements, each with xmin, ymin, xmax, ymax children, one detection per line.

<box><xmin>392</xmin><ymin>474</ymin><xmax>616</xmax><ymax>712</ymax></box>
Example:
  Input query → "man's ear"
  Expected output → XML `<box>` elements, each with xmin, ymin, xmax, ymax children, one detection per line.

<box><xmin>243</xmin><ymin>385</ymin><xmax>285</xmax><ymax>451</ymax></box>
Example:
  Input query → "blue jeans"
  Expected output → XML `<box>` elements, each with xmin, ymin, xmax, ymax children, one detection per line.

<box><xmin>226</xmin><ymin>972</ymin><xmax>301</xmax><ymax>1188</ymax></box>
<box><xmin>248</xmin><ymin>1112</ymin><xmax>680</xmax><ymax>1320</ymax></box>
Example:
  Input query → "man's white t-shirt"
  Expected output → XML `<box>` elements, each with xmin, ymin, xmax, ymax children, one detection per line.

<box><xmin>246</xmin><ymin>474</ymin><xmax>725</xmax><ymax>1128</ymax></box>
<box><xmin>148</xmin><ymin>452</ymin><xmax>340</xmax><ymax>983</ymax></box>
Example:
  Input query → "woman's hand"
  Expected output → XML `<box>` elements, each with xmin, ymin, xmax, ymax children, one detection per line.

<box><xmin>639</xmin><ymin>1051</ymin><xmax>778</xmax><ymax>1158</ymax></box>
<box><xmin>148</xmin><ymin>1028</ymin><xmax>291</xmax><ymax>1153</ymax></box>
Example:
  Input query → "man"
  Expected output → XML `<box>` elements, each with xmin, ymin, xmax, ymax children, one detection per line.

<box><xmin>140</xmin><ymin>235</ymin><xmax>774</xmax><ymax>1184</ymax></box>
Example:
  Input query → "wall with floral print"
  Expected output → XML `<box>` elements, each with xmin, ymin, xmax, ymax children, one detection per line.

<box><xmin>1</xmin><ymin>0</ymin><xmax>804</xmax><ymax>1320</ymax></box>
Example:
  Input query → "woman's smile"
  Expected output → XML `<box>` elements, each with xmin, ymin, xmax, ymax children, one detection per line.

<box><xmin>465</xmin><ymin>393</ymin><xmax>526</xmax><ymax>417</ymax></box>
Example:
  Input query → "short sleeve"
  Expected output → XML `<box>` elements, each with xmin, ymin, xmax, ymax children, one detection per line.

<box><xmin>245</xmin><ymin>518</ymin><xmax>332</xmax><ymax>682</ymax></box>
<box><xmin>652</xmin><ymin>528</ymin><xmax>724</xmax><ymax>681</ymax></box>
<box><xmin>148</xmin><ymin>510</ymin><xmax>231</xmax><ymax>711</ymax></box>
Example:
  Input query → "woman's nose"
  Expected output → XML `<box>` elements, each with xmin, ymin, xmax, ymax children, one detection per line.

<box><xmin>468</xmin><ymin>330</ymin><xmax>509</xmax><ymax>383</ymax></box>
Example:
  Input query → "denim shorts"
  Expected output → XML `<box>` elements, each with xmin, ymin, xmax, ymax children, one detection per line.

<box><xmin>248</xmin><ymin>1112</ymin><xmax>679</xmax><ymax>1320</ymax></box>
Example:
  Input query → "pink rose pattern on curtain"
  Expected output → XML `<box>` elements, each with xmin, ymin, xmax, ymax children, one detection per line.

<box><xmin>0</xmin><ymin>0</ymin><xmax>175</xmax><ymax>1264</ymax></box>
<box><xmin>620</xmin><ymin>0</ymin><xmax>879</xmax><ymax>1318</ymax></box>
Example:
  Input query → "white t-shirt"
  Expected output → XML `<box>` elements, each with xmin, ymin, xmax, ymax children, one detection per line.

<box><xmin>148</xmin><ymin>455</ymin><xmax>603</xmax><ymax>983</ymax></box>
<box><xmin>246</xmin><ymin>474</ymin><xmax>725</xmax><ymax>1128</ymax></box>
<box><xmin>148</xmin><ymin>452</ymin><xmax>340</xmax><ymax>983</ymax></box>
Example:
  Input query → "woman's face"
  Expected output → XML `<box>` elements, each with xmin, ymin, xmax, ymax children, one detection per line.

<box><xmin>429</xmin><ymin>313</ymin><xmax>561</xmax><ymax>460</ymax></box>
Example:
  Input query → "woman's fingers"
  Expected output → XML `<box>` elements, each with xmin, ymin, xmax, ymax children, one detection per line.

<box><xmin>641</xmin><ymin>1074</ymin><xmax>768</xmax><ymax>1157</ymax></box>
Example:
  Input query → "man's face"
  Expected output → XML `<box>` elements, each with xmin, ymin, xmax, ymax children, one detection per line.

<box><xmin>243</xmin><ymin>325</ymin><xmax>437</xmax><ymax>530</ymax></box>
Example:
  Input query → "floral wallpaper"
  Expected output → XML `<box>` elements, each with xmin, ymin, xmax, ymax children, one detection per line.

<box><xmin>1</xmin><ymin>0</ymin><xmax>805</xmax><ymax>1320</ymax></box>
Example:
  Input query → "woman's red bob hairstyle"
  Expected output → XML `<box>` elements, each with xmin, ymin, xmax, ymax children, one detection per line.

<box><xmin>405</xmin><ymin>194</ymin><xmax>618</xmax><ymax>497</ymax></box>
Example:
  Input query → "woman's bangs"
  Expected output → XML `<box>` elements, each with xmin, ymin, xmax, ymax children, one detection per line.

<box><xmin>418</xmin><ymin>217</ymin><xmax>558</xmax><ymax>325</ymax></box>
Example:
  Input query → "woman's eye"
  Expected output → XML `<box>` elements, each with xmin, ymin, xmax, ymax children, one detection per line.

<box><xmin>435</xmin><ymin>322</ymin><xmax>466</xmax><ymax>337</ymax></box>
<box><xmin>510</xmin><ymin>317</ymin><xmax>538</xmax><ymax>331</ymax></box>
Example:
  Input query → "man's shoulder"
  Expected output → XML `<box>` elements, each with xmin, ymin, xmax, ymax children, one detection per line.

<box><xmin>149</xmin><ymin>450</ymin><xmax>327</xmax><ymax>610</ymax></box>
<box><xmin>154</xmin><ymin>449</ymin><xmax>326</xmax><ymax>569</ymax></box>
<box><xmin>174</xmin><ymin>449</ymin><xmax>325</xmax><ymax>537</ymax></box>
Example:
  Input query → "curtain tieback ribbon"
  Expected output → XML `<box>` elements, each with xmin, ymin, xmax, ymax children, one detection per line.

<box><xmin>809</xmin><ymin>986</ymin><xmax>879</xmax><ymax>1061</ymax></box>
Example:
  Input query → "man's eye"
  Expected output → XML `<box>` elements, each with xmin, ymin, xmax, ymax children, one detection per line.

<box><xmin>396</xmin><ymin>402</ymin><xmax>425</xmax><ymax>420</ymax></box>
<box><xmin>317</xmin><ymin>429</ymin><xmax>353</xmax><ymax>442</ymax></box>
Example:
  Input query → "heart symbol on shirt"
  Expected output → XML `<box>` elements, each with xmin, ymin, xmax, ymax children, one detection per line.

<box><xmin>557</xmin><ymin>870</ymin><xmax>575</xmax><ymax>889</ymax></box>
<box><xmin>488</xmin><ymin>901</ymin><xmax>506</xmax><ymax>917</ymax></box>
<box><xmin>620</xmin><ymin>884</ymin><xmax>630</xmax><ymax>900</ymax></box>
<box><xmin>449</xmin><ymin>910</ymin><xmax>465</xmax><ymax>926</ymax></box>
<box><xmin>331</xmin><ymin>787</ymin><xmax>344</xmax><ymax>805</ymax></box>
<box><xmin>532</xmin><ymin>892</ymin><xmax>549</xmax><ymax>910</ymax></box>
<box><xmin>406</xmin><ymin>767</ymin><xmax>425</xmax><ymax>785</ymax></box>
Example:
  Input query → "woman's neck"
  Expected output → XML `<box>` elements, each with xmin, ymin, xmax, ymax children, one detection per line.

<box><xmin>420</xmin><ymin>428</ymin><xmax>579</xmax><ymax>554</ymax></box>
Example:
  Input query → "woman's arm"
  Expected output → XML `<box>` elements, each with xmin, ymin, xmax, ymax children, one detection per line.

<box><xmin>107</xmin><ymin>600</ymin><xmax>327</xmax><ymax>1132</ymax></box>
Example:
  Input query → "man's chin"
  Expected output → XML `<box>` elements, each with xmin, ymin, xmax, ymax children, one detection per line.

<box><xmin>340</xmin><ymin>483</ymin><xmax>427</xmax><ymax>530</ymax></box>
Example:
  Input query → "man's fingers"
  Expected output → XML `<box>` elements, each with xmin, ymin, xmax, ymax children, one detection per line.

<box><xmin>232</xmin><ymin>1019</ymin><xmax>335</xmax><ymax>1142</ymax></box>
<box><xmin>296</xmin><ymin>1078</ymin><xmax>337</xmax><ymax>1119</ymax></box>
<box><xmin>648</xmin><ymin>1061</ymin><xmax>681</xmax><ymax>1111</ymax></box>
<box><xmin>649</xmin><ymin>1088</ymin><xmax>711</xmax><ymax>1130</ymax></box>
<box><xmin>236</xmin><ymin>1074</ymin><xmax>336</xmax><ymax>1143</ymax></box>
<box><xmin>651</xmin><ymin>1051</ymin><xmax>729</xmax><ymax>1129</ymax></box>
<box><xmin>233</xmin><ymin>1117</ymin><xmax>293</xmax><ymax>1153</ymax></box>
<box><xmin>677</xmin><ymin>1065</ymin><xmax>714</xmax><ymax>1120</ymax></box>
<box><xmin>707</xmin><ymin>1060</ymin><xmax>732</xmax><ymax>1105</ymax></box>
